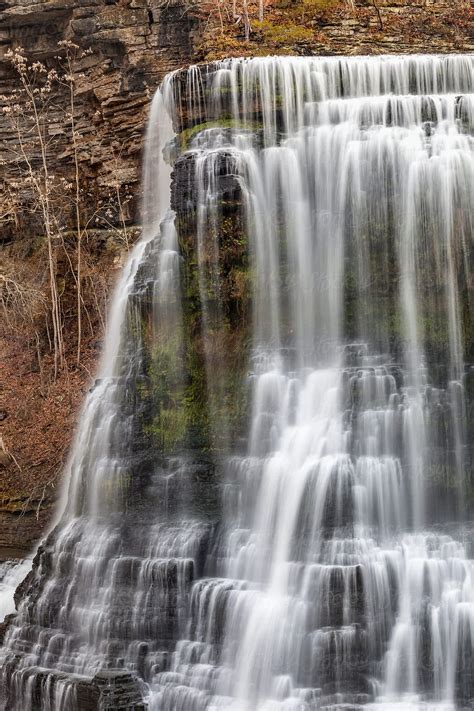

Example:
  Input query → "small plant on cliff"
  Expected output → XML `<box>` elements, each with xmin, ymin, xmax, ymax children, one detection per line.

<box><xmin>299</xmin><ymin>0</ymin><xmax>343</xmax><ymax>21</ymax></box>
<box><xmin>253</xmin><ymin>19</ymin><xmax>313</xmax><ymax>44</ymax></box>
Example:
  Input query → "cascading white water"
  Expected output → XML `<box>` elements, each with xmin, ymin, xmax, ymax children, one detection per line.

<box><xmin>1</xmin><ymin>55</ymin><xmax>473</xmax><ymax>711</ymax></box>
<box><xmin>0</xmin><ymin>560</ymin><xmax>32</xmax><ymax>621</ymax></box>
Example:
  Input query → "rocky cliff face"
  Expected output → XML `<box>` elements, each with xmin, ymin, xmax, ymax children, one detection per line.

<box><xmin>0</xmin><ymin>0</ymin><xmax>472</xmax><ymax>554</ymax></box>
<box><xmin>0</xmin><ymin>0</ymin><xmax>202</xmax><ymax>555</ymax></box>
<box><xmin>0</xmin><ymin>0</ymin><xmax>199</xmax><ymax>201</ymax></box>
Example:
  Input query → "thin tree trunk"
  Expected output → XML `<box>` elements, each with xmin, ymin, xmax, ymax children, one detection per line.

<box><xmin>372</xmin><ymin>0</ymin><xmax>383</xmax><ymax>29</ymax></box>
<box><xmin>68</xmin><ymin>62</ymin><xmax>83</xmax><ymax>366</ymax></box>
<box><xmin>243</xmin><ymin>0</ymin><xmax>250</xmax><ymax>39</ymax></box>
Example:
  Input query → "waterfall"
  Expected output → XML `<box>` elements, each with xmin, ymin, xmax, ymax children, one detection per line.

<box><xmin>1</xmin><ymin>54</ymin><xmax>473</xmax><ymax>711</ymax></box>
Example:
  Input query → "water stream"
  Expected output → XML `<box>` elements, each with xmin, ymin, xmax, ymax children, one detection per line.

<box><xmin>1</xmin><ymin>54</ymin><xmax>473</xmax><ymax>710</ymax></box>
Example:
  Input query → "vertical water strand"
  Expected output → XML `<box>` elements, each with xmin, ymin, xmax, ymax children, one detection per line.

<box><xmin>242</xmin><ymin>149</ymin><xmax>282</xmax><ymax>356</ymax></box>
<box><xmin>439</xmin><ymin>143</ymin><xmax>466</xmax><ymax>512</ymax></box>
<box><xmin>194</xmin><ymin>148</ymin><xmax>229</xmax><ymax>449</ymax></box>
<box><xmin>152</xmin><ymin>211</ymin><xmax>186</xmax><ymax>482</ymax></box>
<box><xmin>398</xmin><ymin>134</ymin><xmax>427</xmax><ymax>530</ymax></box>
<box><xmin>308</xmin><ymin>120</ymin><xmax>352</xmax><ymax>356</ymax></box>
<box><xmin>280</xmin><ymin>137</ymin><xmax>313</xmax><ymax>366</ymax></box>
<box><xmin>431</xmin><ymin>133</ymin><xmax>472</xmax><ymax>510</ymax></box>
<box><xmin>187</xmin><ymin>65</ymin><xmax>207</xmax><ymax>130</ymax></box>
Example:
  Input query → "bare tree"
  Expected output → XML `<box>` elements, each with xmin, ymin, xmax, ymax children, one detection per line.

<box><xmin>3</xmin><ymin>50</ymin><xmax>65</xmax><ymax>378</ymax></box>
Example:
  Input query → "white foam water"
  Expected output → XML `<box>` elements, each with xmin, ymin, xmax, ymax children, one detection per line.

<box><xmin>0</xmin><ymin>560</ymin><xmax>31</xmax><ymax>621</ymax></box>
